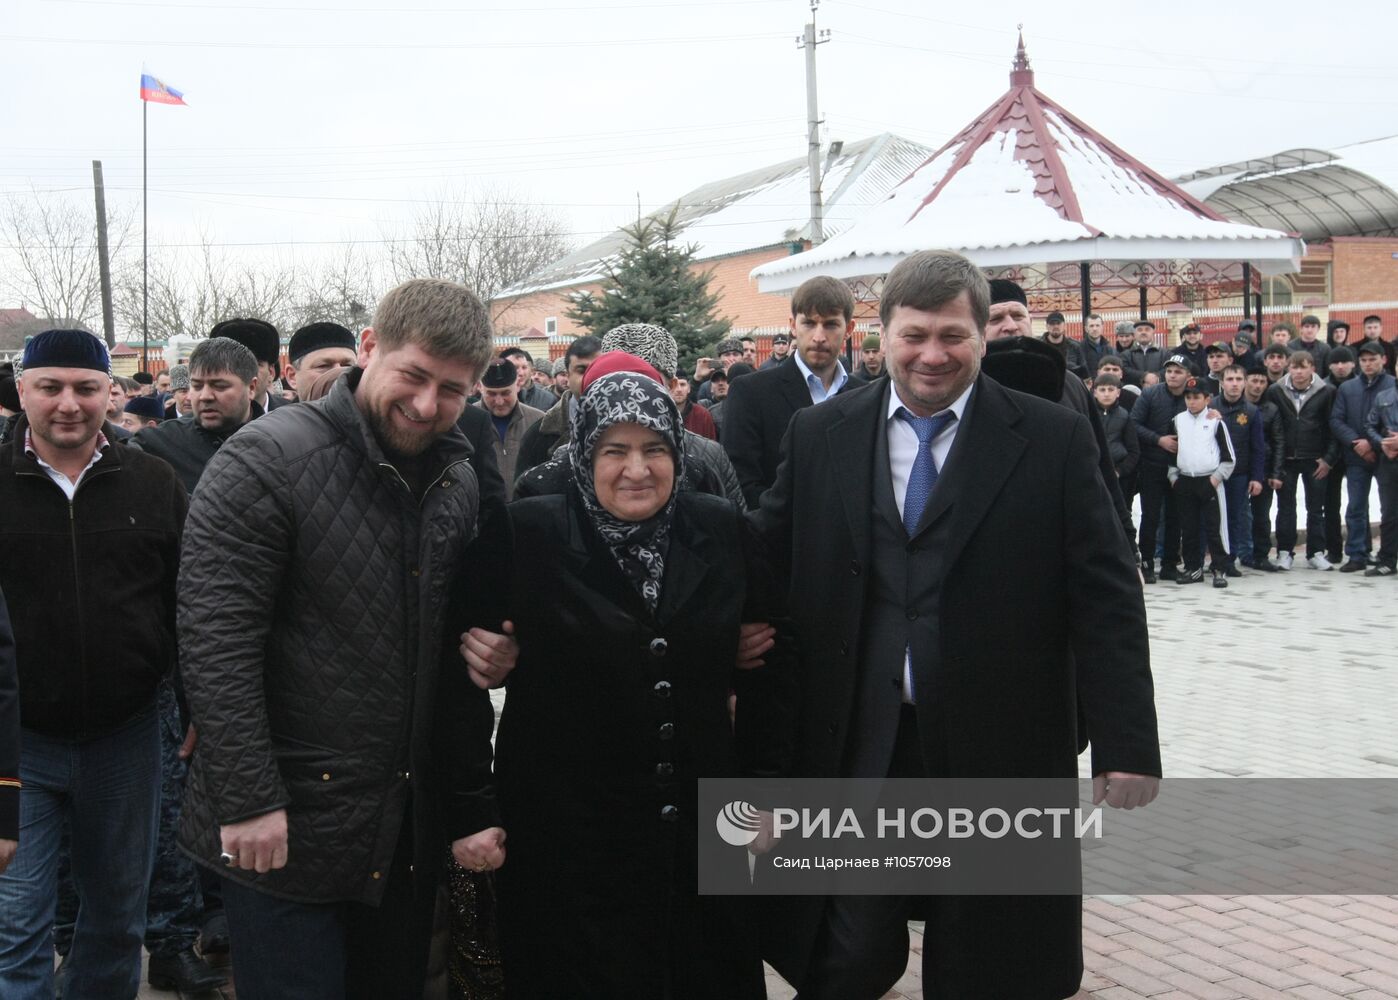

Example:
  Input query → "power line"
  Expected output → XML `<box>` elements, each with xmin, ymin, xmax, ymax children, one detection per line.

<box><xmin>836</xmin><ymin>35</ymin><xmax>1398</xmax><ymax>107</ymax></box>
<box><xmin>43</xmin><ymin>0</ymin><xmax>787</xmax><ymax>12</ymax></box>
<box><xmin>1</xmin><ymin>29</ymin><xmax>786</xmax><ymax>50</ymax></box>
<box><xmin>831</xmin><ymin>1</ymin><xmax>1393</xmax><ymax>75</ymax></box>
<box><xmin>0</xmin><ymin>117</ymin><xmax>797</xmax><ymax>158</ymax></box>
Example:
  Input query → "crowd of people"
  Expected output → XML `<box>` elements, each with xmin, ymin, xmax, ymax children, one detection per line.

<box><xmin>0</xmin><ymin>253</ymin><xmax>1378</xmax><ymax>998</ymax></box>
<box><xmin>1067</xmin><ymin>311</ymin><xmax>1398</xmax><ymax>585</ymax></box>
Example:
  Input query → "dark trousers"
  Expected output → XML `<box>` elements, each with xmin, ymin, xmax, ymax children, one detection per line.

<box><xmin>801</xmin><ymin>706</ymin><xmax>925</xmax><ymax>1000</ymax></box>
<box><xmin>220</xmin><ymin>813</ymin><xmax>434</xmax><ymax>1000</ymax></box>
<box><xmin>799</xmin><ymin>709</ymin><xmax>1079</xmax><ymax>1000</ymax></box>
<box><xmin>1136</xmin><ymin>462</ymin><xmax>1179</xmax><ymax>569</ymax></box>
<box><xmin>1250</xmin><ymin>483</ymin><xmax>1275</xmax><ymax>561</ymax></box>
<box><xmin>1378</xmin><ymin>457</ymin><xmax>1398</xmax><ymax>569</ymax></box>
<box><xmin>1275</xmin><ymin>459</ymin><xmax>1328</xmax><ymax>556</ymax></box>
<box><xmin>1324</xmin><ymin>461</ymin><xmax>1345</xmax><ymax>559</ymax></box>
<box><xmin>1174</xmin><ymin>476</ymin><xmax>1227</xmax><ymax>571</ymax></box>
<box><xmin>1223</xmin><ymin>475</ymin><xmax>1251</xmax><ymax>561</ymax></box>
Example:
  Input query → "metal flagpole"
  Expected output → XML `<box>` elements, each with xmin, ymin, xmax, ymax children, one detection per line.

<box><xmin>142</xmin><ymin>99</ymin><xmax>149</xmax><ymax>373</ymax></box>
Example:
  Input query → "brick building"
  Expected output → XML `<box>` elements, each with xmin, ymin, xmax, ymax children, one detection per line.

<box><xmin>490</xmin><ymin>133</ymin><xmax>932</xmax><ymax>343</ymax></box>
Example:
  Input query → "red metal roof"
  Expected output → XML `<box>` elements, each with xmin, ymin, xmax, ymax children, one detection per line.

<box><xmin>907</xmin><ymin>32</ymin><xmax>1230</xmax><ymax>230</ymax></box>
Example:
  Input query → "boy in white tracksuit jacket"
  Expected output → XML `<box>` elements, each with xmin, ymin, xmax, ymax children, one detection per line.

<box><xmin>1169</xmin><ymin>378</ymin><xmax>1238</xmax><ymax>586</ymax></box>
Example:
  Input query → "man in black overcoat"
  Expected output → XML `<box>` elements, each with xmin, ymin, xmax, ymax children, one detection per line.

<box><xmin>721</xmin><ymin>276</ymin><xmax>859</xmax><ymax>507</ymax></box>
<box><xmin>753</xmin><ymin>251</ymin><xmax>1161</xmax><ymax>999</ymax></box>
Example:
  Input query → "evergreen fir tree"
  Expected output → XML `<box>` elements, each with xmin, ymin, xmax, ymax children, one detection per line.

<box><xmin>567</xmin><ymin>207</ymin><xmax>731</xmax><ymax>370</ymax></box>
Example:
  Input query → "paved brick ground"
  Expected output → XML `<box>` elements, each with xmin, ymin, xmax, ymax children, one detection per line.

<box><xmin>140</xmin><ymin>564</ymin><xmax>1398</xmax><ymax>998</ymax></box>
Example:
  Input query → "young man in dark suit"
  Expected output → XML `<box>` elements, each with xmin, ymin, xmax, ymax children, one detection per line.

<box><xmin>721</xmin><ymin>276</ymin><xmax>858</xmax><ymax>507</ymax></box>
<box><xmin>753</xmin><ymin>251</ymin><xmax>1160</xmax><ymax>1000</ymax></box>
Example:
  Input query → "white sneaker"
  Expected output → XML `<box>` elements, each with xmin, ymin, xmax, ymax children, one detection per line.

<box><xmin>1276</xmin><ymin>552</ymin><xmax>1294</xmax><ymax>570</ymax></box>
<box><xmin>1307</xmin><ymin>553</ymin><xmax>1334</xmax><ymax>571</ymax></box>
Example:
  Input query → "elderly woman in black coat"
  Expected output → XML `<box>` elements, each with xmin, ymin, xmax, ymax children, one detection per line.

<box><xmin>480</xmin><ymin>354</ymin><xmax>794</xmax><ymax>999</ymax></box>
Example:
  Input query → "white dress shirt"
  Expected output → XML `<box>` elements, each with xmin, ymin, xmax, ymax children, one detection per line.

<box><xmin>886</xmin><ymin>381</ymin><xmax>974</xmax><ymax>703</ymax></box>
<box><xmin>25</xmin><ymin>428</ymin><xmax>110</xmax><ymax>501</ymax></box>
<box><xmin>792</xmin><ymin>350</ymin><xmax>848</xmax><ymax>405</ymax></box>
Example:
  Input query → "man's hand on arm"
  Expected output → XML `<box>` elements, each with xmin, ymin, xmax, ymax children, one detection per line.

<box><xmin>452</xmin><ymin>826</ymin><xmax>506</xmax><ymax>872</ymax></box>
<box><xmin>1092</xmin><ymin>772</ymin><xmax>1159</xmax><ymax>810</ymax></box>
<box><xmin>1158</xmin><ymin>435</ymin><xmax>1178</xmax><ymax>454</ymax></box>
<box><xmin>460</xmin><ymin>620</ymin><xmax>518</xmax><ymax>689</ymax></box>
<box><xmin>736</xmin><ymin>622</ymin><xmax>775</xmax><ymax>670</ymax></box>
<box><xmin>221</xmin><ymin>809</ymin><xmax>289</xmax><ymax>874</ymax></box>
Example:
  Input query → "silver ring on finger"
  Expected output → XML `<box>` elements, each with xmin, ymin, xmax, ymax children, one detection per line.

<box><xmin>220</xmin><ymin>851</ymin><xmax>237</xmax><ymax>866</ymax></box>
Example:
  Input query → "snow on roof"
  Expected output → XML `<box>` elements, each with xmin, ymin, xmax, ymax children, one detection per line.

<box><xmin>498</xmin><ymin>133</ymin><xmax>934</xmax><ymax>298</ymax></box>
<box><xmin>753</xmin><ymin>34</ymin><xmax>1303</xmax><ymax>292</ymax></box>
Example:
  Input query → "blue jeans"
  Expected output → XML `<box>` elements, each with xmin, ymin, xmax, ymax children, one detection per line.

<box><xmin>1223</xmin><ymin>475</ymin><xmax>1251</xmax><ymax>562</ymax></box>
<box><xmin>0</xmin><ymin>706</ymin><xmax>160</xmax><ymax>1000</ymax></box>
<box><xmin>1345</xmin><ymin>461</ymin><xmax>1378</xmax><ymax>560</ymax></box>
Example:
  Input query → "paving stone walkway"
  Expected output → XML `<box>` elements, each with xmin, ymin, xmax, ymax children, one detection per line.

<box><xmin>141</xmin><ymin>563</ymin><xmax>1398</xmax><ymax>998</ymax></box>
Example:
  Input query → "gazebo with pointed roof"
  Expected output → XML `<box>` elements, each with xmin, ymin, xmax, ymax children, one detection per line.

<box><xmin>752</xmin><ymin>33</ymin><xmax>1305</xmax><ymax>316</ymax></box>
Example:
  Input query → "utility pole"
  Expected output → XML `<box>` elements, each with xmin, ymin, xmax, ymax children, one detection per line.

<box><xmin>91</xmin><ymin>160</ymin><xmax>116</xmax><ymax>349</ymax></box>
<box><xmin>798</xmin><ymin>0</ymin><xmax>830</xmax><ymax>245</ymax></box>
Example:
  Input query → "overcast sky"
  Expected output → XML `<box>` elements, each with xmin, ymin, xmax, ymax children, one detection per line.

<box><xmin>3</xmin><ymin>0</ymin><xmax>1395</xmax><ymax>273</ymax></box>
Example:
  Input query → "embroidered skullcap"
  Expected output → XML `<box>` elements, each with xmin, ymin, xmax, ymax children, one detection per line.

<box><xmin>20</xmin><ymin>329</ymin><xmax>111</xmax><ymax>375</ymax></box>
<box><xmin>600</xmin><ymin>323</ymin><xmax>678</xmax><ymax>379</ymax></box>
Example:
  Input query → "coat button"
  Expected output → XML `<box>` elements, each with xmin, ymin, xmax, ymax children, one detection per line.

<box><xmin>660</xmin><ymin>805</ymin><xmax>679</xmax><ymax>822</ymax></box>
<box><xmin>839</xmin><ymin>641</ymin><xmax>849</xmax><ymax>656</ymax></box>
<box><xmin>398</xmin><ymin>771</ymin><xmax>410</xmax><ymax>780</ymax></box>
<box><xmin>827</xmin><ymin>722</ymin><xmax>839</xmax><ymax>736</ymax></box>
<box><xmin>441</xmin><ymin>479</ymin><xmax>453</xmax><ymax>488</ymax></box>
<box><xmin>410</xmin><ymin>568</ymin><xmax>421</xmax><ymax>577</ymax></box>
<box><xmin>906</xmin><ymin>610</ymin><xmax>918</xmax><ymax>621</ymax></box>
<box><xmin>655</xmin><ymin>762</ymin><xmax>674</xmax><ymax>776</ymax></box>
<box><xmin>850</xmin><ymin>561</ymin><xmax>861</xmax><ymax>576</ymax></box>
<box><xmin>321</xmin><ymin>772</ymin><xmax>331</xmax><ymax>781</ymax></box>
<box><xmin>653</xmin><ymin>681</ymin><xmax>672</xmax><ymax>698</ymax></box>
<box><xmin>649</xmin><ymin>638</ymin><xmax>668</xmax><ymax>656</ymax></box>
<box><xmin>658</xmin><ymin>722</ymin><xmax>675</xmax><ymax>740</ymax></box>
<box><xmin>371</xmin><ymin>871</ymin><xmax>381</xmax><ymax>880</ymax></box>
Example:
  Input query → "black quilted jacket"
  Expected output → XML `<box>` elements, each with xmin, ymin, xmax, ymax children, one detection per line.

<box><xmin>177</xmin><ymin>369</ymin><xmax>499</xmax><ymax>905</ymax></box>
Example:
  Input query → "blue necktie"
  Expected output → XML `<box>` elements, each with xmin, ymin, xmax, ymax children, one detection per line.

<box><xmin>898</xmin><ymin>409</ymin><xmax>957</xmax><ymax>535</ymax></box>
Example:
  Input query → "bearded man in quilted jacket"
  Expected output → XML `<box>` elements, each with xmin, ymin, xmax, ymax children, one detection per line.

<box><xmin>177</xmin><ymin>279</ymin><xmax>517</xmax><ymax>1000</ymax></box>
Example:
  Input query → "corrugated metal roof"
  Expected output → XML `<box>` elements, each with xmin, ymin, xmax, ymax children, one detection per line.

<box><xmin>1176</xmin><ymin>138</ymin><xmax>1398</xmax><ymax>240</ymax></box>
<box><xmin>498</xmin><ymin>132</ymin><xmax>933</xmax><ymax>298</ymax></box>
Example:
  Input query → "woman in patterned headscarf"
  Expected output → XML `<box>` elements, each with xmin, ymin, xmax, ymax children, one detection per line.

<box><xmin>473</xmin><ymin>353</ymin><xmax>795</xmax><ymax>999</ymax></box>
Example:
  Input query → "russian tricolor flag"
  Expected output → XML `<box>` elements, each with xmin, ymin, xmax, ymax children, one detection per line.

<box><xmin>140</xmin><ymin>71</ymin><xmax>186</xmax><ymax>106</ymax></box>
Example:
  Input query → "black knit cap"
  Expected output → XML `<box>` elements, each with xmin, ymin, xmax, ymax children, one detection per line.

<box><xmin>1328</xmin><ymin>346</ymin><xmax>1355</xmax><ymax>364</ymax></box>
<box><xmin>0</xmin><ymin>375</ymin><xmax>19</xmax><ymax>411</ymax></box>
<box><xmin>124</xmin><ymin>396</ymin><xmax>164</xmax><ymax>421</ymax></box>
<box><xmin>132</xmin><ymin>370</ymin><xmax>155</xmax><ymax>385</ymax></box>
<box><xmin>20</xmin><ymin>329</ymin><xmax>111</xmax><ymax>374</ymax></box>
<box><xmin>289</xmin><ymin>322</ymin><xmax>357</xmax><ymax>364</ymax></box>
<box><xmin>480</xmin><ymin>358</ymin><xmax>517</xmax><ymax>389</ymax></box>
<box><xmin>988</xmin><ymin>278</ymin><xmax>1027</xmax><ymax>306</ymax></box>
<box><xmin>211</xmin><ymin>318</ymin><xmax>281</xmax><ymax>368</ymax></box>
